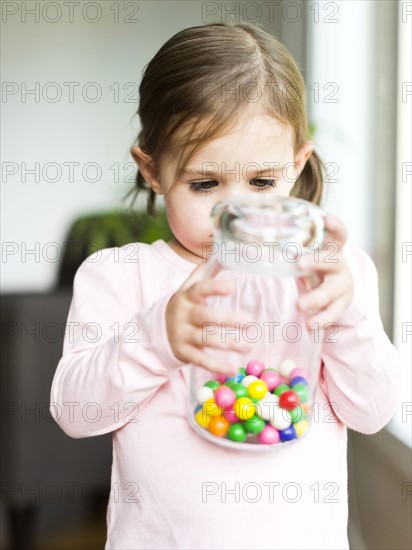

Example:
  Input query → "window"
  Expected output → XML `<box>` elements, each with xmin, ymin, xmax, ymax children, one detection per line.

<box><xmin>387</xmin><ymin>6</ymin><xmax>412</xmax><ymax>448</ymax></box>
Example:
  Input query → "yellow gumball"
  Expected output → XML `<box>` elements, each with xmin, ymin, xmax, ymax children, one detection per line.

<box><xmin>234</xmin><ymin>397</ymin><xmax>256</xmax><ymax>421</ymax></box>
<box><xmin>195</xmin><ymin>409</ymin><xmax>211</xmax><ymax>428</ymax></box>
<box><xmin>247</xmin><ymin>380</ymin><xmax>269</xmax><ymax>400</ymax></box>
<box><xmin>202</xmin><ymin>398</ymin><xmax>222</xmax><ymax>417</ymax></box>
<box><xmin>294</xmin><ymin>419</ymin><xmax>309</xmax><ymax>437</ymax></box>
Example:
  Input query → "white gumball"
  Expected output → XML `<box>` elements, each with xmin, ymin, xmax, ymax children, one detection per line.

<box><xmin>196</xmin><ymin>386</ymin><xmax>214</xmax><ymax>404</ymax></box>
<box><xmin>270</xmin><ymin>407</ymin><xmax>291</xmax><ymax>430</ymax></box>
<box><xmin>256</xmin><ymin>393</ymin><xmax>279</xmax><ymax>421</ymax></box>
<box><xmin>241</xmin><ymin>375</ymin><xmax>258</xmax><ymax>387</ymax></box>
<box><xmin>278</xmin><ymin>359</ymin><xmax>296</xmax><ymax>379</ymax></box>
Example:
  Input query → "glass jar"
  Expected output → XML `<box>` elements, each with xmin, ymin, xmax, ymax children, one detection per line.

<box><xmin>187</xmin><ymin>194</ymin><xmax>328</xmax><ymax>451</ymax></box>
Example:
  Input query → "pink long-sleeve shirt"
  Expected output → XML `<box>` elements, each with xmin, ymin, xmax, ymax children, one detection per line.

<box><xmin>50</xmin><ymin>239</ymin><xmax>400</xmax><ymax>549</ymax></box>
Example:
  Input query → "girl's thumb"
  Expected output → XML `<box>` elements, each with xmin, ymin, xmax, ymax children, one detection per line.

<box><xmin>180</xmin><ymin>259</ymin><xmax>222</xmax><ymax>290</ymax></box>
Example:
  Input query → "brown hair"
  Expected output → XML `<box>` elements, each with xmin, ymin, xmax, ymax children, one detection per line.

<box><xmin>125</xmin><ymin>22</ymin><xmax>324</xmax><ymax>216</ymax></box>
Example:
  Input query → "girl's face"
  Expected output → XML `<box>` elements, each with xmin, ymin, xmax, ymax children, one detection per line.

<box><xmin>132</xmin><ymin>112</ymin><xmax>314</xmax><ymax>263</ymax></box>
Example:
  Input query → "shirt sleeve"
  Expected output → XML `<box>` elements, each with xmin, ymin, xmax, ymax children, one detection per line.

<box><xmin>319</xmin><ymin>243</ymin><xmax>401</xmax><ymax>434</ymax></box>
<box><xmin>49</xmin><ymin>247</ymin><xmax>186</xmax><ymax>439</ymax></box>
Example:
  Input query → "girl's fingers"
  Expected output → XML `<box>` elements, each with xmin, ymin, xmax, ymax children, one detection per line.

<box><xmin>296</xmin><ymin>216</ymin><xmax>347</xmax><ymax>277</ymax></box>
<box><xmin>179</xmin><ymin>261</ymin><xmax>221</xmax><ymax>296</ymax></box>
<box><xmin>323</xmin><ymin>214</ymin><xmax>348</xmax><ymax>248</ymax></box>
<box><xmin>297</xmin><ymin>250</ymin><xmax>342</xmax><ymax>275</ymax></box>
<box><xmin>189</xmin><ymin>304</ymin><xmax>254</xmax><ymax>327</ymax></box>
<box><xmin>187</xmin><ymin>278</ymin><xmax>236</xmax><ymax>303</ymax></box>
<box><xmin>181</xmin><ymin>344</ymin><xmax>238</xmax><ymax>376</ymax></box>
<box><xmin>190</xmin><ymin>326</ymin><xmax>253</xmax><ymax>354</ymax></box>
<box><xmin>179</xmin><ymin>260</ymin><xmax>214</xmax><ymax>291</ymax></box>
<box><xmin>306</xmin><ymin>295</ymin><xmax>350</xmax><ymax>328</ymax></box>
<box><xmin>297</xmin><ymin>279</ymin><xmax>345</xmax><ymax>314</ymax></box>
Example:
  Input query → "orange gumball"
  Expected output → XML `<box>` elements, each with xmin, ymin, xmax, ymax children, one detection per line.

<box><xmin>208</xmin><ymin>415</ymin><xmax>230</xmax><ymax>437</ymax></box>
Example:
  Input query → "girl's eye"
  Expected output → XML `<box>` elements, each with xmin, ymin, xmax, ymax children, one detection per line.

<box><xmin>251</xmin><ymin>178</ymin><xmax>277</xmax><ymax>190</ymax></box>
<box><xmin>189</xmin><ymin>180</ymin><xmax>218</xmax><ymax>193</ymax></box>
<box><xmin>188</xmin><ymin>178</ymin><xmax>277</xmax><ymax>194</ymax></box>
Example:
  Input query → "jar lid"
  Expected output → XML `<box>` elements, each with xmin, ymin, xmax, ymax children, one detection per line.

<box><xmin>209</xmin><ymin>195</ymin><xmax>327</xmax><ymax>277</ymax></box>
<box><xmin>211</xmin><ymin>195</ymin><xmax>326</xmax><ymax>249</ymax></box>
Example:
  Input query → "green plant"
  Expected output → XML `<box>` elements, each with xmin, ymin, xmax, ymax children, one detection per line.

<box><xmin>57</xmin><ymin>209</ymin><xmax>173</xmax><ymax>287</ymax></box>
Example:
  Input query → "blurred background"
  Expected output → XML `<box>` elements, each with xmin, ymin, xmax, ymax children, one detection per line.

<box><xmin>1</xmin><ymin>0</ymin><xmax>411</xmax><ymax>548</ymax></box>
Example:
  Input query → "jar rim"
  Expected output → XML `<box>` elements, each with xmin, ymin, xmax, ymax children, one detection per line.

<box><xmin>210</xmin><ymin>195</ymin><xmax>326</xmax><ymax>249</ymax></box>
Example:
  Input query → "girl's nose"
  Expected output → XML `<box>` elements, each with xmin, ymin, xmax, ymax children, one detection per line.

<box><xmin>219</xmin><ymin>182</ymin><xmax>248</xmax><ymax>202</ymax></box>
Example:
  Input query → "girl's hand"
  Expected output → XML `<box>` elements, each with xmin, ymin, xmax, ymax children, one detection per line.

<box><xmin>165</xmin><ymin>262</ymin><xmax>253</xmax><ymax>375</ymax></box>
<box><xmin>296</xmin><ymin>215</ymin><xmax>354</xmax><ymax>328</ymax></box>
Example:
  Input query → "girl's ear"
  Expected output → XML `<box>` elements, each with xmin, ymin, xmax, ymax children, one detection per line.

<box><xmin>130</xmin><ymin>146</ymin><xmax>163</xmax><ymax>194</ymax></box>
<box><xmin>293</xmin><ymin>141</ymin><xmax>315</xmax><ymax>178</ymax></box>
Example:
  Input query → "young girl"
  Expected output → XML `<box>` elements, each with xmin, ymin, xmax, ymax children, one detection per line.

<box><xmin>50</xmin><ymin>22</ymin><xmax>400</xmax><ymax>549</ymax></box>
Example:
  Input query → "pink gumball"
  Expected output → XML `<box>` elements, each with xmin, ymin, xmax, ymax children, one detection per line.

<box><xmin>214</xmin><ymin>386</ymin><xmax>236</xmax><ymax>410</ymax></box>
<box><xmin>246</xmin><ymin>359</ymin><xmax>266</xmax><ymax>378</ymax></box>
<box><xmin>258</xmin><ymin>425</ymin><xmax>280</xmax><ymax>445</ymax></box>
<box><xmin>225</xmin><ymin>410</ymin><xmax>238</xmax><ymax>423</ymax></box>
<box><xmin>289</xmin><ymin>367</ymin><xmax>308</xmax><ymax>381</ymax></box>
<box><xmin>216</xmin><ymin>374</ymin><xmax>227</xmax><ymax>384</ymax></box>
<box><xmin>260</xmin><ymin>369</ymin><xmax>283</xmax><ymax>391</ymax></box>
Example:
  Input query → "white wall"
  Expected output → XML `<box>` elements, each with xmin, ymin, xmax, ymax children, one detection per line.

<box><xmin>2</xmin><ymin>0</ymin><xmax>210</xmax><ymax>291</ymax></box>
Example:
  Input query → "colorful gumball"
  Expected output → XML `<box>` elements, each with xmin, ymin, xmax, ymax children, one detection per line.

<box><xmin>234</xmin><ymin>397</ymin><xmax>256</xmax><ymax>421</ymax></box>
<box><xmin>278</xmin><ymin>359</ymin><xmax>296</xmax><ymax>378</ymax></box>
<box><xmin>244</xmin><ymin>415</ymin><xmax>265</xmax><ymax>435</ymax></box>
<box><xmin>301</xmin><ymin>402</ymin><xmax>311</xmax><ymax>416</ymax></box>
<box><xmin>214</xmin><ymin>386</ymin><xmax>236</xmax><ymax>410</ymax></box>
<box><xmin>241</xmin><ymin>375</ymin><xmax>258</xmax><ymax>387</ymax></box>
<box><xmin>202</xmin><ymin>399</ymin><xmax>222</xmax><ymax>417</ymax></box>
<box><xmin>258</xmin><ymin>425</ymin><xmax>280</xmax><ymax>445</ymax></box>
<box><xmin>294</xmin><ymin>419</ymin><xmax>309</xmax><ymax>437</ymax></box>
<box><xmin>204</xmin><ymin>380</ymin><xmax>220</xmax><ymax>391</ymax></box>
<box><xmin>227</xmin><ymin>423</ymin><xmax>247</xmax><ymax>442</ymax></box>
<box><xmin>196</xmin><ymin>386</ymin><xmax>214</xmax><ymax>404</ymax></box>
<box><xmin>224</xmin><ymin>409</ymin><xmax>238</xmax><ymax>423</ymax></box>
<box><xmin>292</xmin><ymin>383</ymin><xmax>309</xmax><ymax>403</ymax></box>
<box><xmin>260</xmin><ymin>369</ymin><xmax>283</xmax><ymax>391</ymax></box>
<box><xmin>216</xmin><ymin>374</ymin><xmax>227</xmax><ymax>384</ymax></box>
<box><xmin>289</xmin><ymin>367</ymin><xmax>308</xmax><ymax>380</ymax></box>
<box><xmin>270</xmin><ymin>407</ymin><xmax>291</xmax><ymax>430</ymax></box>
<box><xmin>246</xmin><ymin>359</ymin><xmax>265</xmax><ymax>378</ymax></box>
<box><xmin>279</xmin><ymin>390</ymin><xmax>300</xmax><ymax>411</ymax></box>
<box><xmin>247</xmin><ymin>380</ymin><xmax>268</xmax><ymax>400</ymax></box>
<box><xmin>290</xmin><ymin>376</ymin><xmax>308</xmax><ymax>386</ymax></box>
<box><xmin>279</xmin><ymin>425</ymin><xmax>297</xmax><ymax>442</ymax></box>
<box><xmin>231</xmin><ymin>382</ymin><xmax>248</xmax><ymax>399</ymax></box>
<box><xmin>289</xmin><ymin>405</ymin><xmax>305</xmax><ymax>424</ymax></box>
<box><xmin>273</xmin><ymin>383</ymin><xmax>290</xmax><ymax>397</ymax></box>
<box><xmin>234</xmin><ymin>373</ymin><xmax>244</xmax><ymax>383</ymax></box>
<box><xmin>195</xmin><ymin>409</ymin><xmax>211</xmax><ymax>428</ymax></box>
<box><xmin>208</xmin><ymin>416</ymin><xmax>230</xmax><ymax>437</ymax></box>
<box><xmin>256</xmin><ymin>393</ymin><xmax>279</xmax><ymax>421</ymax></box>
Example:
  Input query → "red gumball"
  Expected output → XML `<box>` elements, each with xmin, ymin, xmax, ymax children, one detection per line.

<box><xmin>279</xmin><ymin>390</ymin><xmax>300</xmax><ymax>410</ymax></box>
